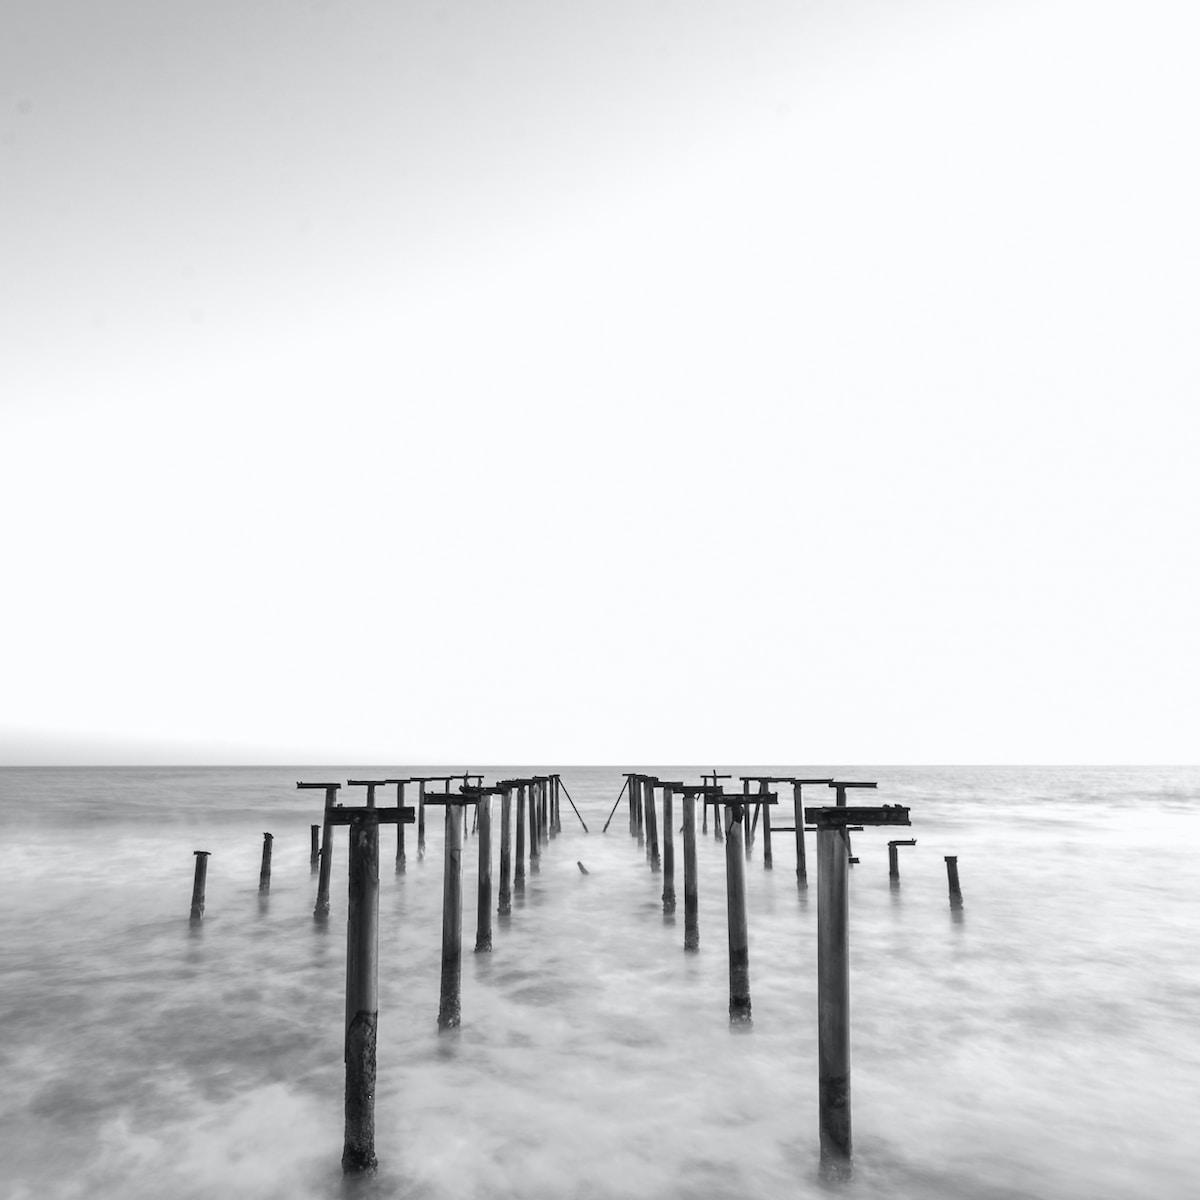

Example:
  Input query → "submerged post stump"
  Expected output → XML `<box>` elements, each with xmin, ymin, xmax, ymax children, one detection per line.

<box><xmin>945</xmin><ymin>855</ymin><xmax>963</xmax><ymax>908</ymax></box>
<box><xmin>342</xmin><ymin>809</ymin><xmax>380</xmax><ymax>1174</ymax></box>
<box><xmin>259</xmin><ymin>833</ymin><xmax>273</xmax><ymax>892</ymax></box>
<box><xmin>499</xmin><ymin>787</ymin><xmax>513</xmax><ymax>915</ymax></box>
<box><xmin>189</xmin><ymin>850</ymin><xmax>210</xmax><ymax>922</ymax></box>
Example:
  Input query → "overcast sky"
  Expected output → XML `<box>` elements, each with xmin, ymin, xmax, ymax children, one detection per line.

<box><xmin>2</xmin><ymin>0</ymin><xmax>1197</xmax><ymax>765</ymax></box>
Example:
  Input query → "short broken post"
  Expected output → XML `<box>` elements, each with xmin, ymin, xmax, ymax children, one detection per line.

<box><xmin>811</xmin><ymin>800</ymin><xmax>911</xmax><ymax>1178</ymax></box>
<box><xmin>189</xmin><ymin>850</ymin><xmax>210</xmax><ymax>922</ymax></box>
<box><xmin>889</xmin><ymin>838</ymin><xmax>917</xmax><ymax>881</ymax></box>
<box><xmin>258</xmin><ymin>833</ymin><xmax>273</xmax><ymax>892</ymax></box>
<box><xmin>298</xmin><ymin>782</ymin><xmax>341</xmax><ymax>920</ymax></box>
<box><xmin>945</xmin><ymin>855</ymin><xmax>963</xmax><ymax>908</ymax></box>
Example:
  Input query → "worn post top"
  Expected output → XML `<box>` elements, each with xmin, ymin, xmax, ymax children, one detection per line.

<box><xmin>828</xmin><ymin>781</ymin><xmax>877</xmax><ymax>805</ymax></box>
<box><xmin>809</xmin><ymin>805</ymin><xmax>910</xmax><ymax>830</ymax></box>
<box><xmin>346</xmin><ymin>780</ymin><xmax>390</xmax><ymax>807</ymax></box>
<box><xmin>296</xmin><ymin>781</ymin><xmax>342</xmax><ymax>805</ymax></box>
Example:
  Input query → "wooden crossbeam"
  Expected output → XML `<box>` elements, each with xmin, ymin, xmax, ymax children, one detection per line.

<box><xmin>809</xmin><ymin>805</ymin><xmax>909</xmax><ymax>830</ymax></box>
<box><xmin>327</xmin><ymin>806</ymin><xmax>415</xmax><ymax>826</ymax></box>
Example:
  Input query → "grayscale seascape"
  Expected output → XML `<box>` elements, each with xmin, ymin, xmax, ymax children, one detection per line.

<box><xmin>2</xmin><ymin>764</ymin><xmax>1196</xmax><ymax>1200</ymax></box>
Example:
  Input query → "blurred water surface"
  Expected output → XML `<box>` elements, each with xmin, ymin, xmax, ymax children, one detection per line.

<box><xmin>1</xmin><ymin>765</ymin><xmax>1197</xmax><ymax>1200</ymax></box>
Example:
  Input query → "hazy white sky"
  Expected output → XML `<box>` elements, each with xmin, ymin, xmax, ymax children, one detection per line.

<box><xmin>2</xmin><ymin>0</ymin><xmax>1198</xmax><ymax>764</ymax></box>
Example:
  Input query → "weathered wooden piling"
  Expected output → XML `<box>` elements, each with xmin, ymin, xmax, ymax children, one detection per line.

<box><xmin>811</xmin><ymin>800</ymin><xmax>911</xmax><ymax>1177</ymax></box>
<box><xmin>712</xmin><ymin>790</ymin><xmax>755</xmax><ymax>1024</ymax></box>
<box><xmin>189</xmin><ymin>850</ymin><xmax>210</xmax><ymax>921</ymax></box>
<box><xmin>759</xmin><ymin>780</ymin><xmax>773</xmax><ymax>869</ymax></box>
<box><xmin>528</xmin><ymin>779</ymin><xmax>541</xmax><ymax>874</ymax></box>
<box><xmin>945</xmin><ymin>855</ymin><xmax>963</xmax><ymax>908</ymax></box>
<box><xmin>298</xmin><ymin>782</ymin><xmax>341</xmax><ymax>919</ymax></box>
<box><xmin>383</xmin><ymin>779</ymin><xmax>408</xmax><ymax>872</ymax></box>
<box><xmin>342</xmin><ymin>808</ymin><xmax>379</xmax><ymax>1173</ymax></box>
<box><xmin>682</xmin><ymin>791</ymin><xmax>699</xmax><ymax>950</ymax></box>
<box><xmin>548</xmin><ymin>775</ymin><xmax>558</xmax><ymax>839</ymax></box>
<box><xmin>660</xmin><ymin>781</ymin><xmax>677</xmax><ymax>913</ymax></box>
<box><xmin>515</xmin><ymin>784</ymin><xmax>527</xmax><ymax>893</ymax></box>
<box><xmin>474</xmin><ymin>790</ymin><xmax>494</xmax><ymax>952</ymax></box>
<box><xmin>888</xmin><ymin>838</ymin><xmax>917</xmax><ymax>880</ymax></box>
<box><xmin>644</xmin><ymin>778</ymin><xmax>661</xmax><ymax>872</ymax></box>
<box><xmin>635</xmin><ymin>775</ymin><xmax>645</xmax><ymax>847</ymax></box>
<box><xmin>258</xmin><ymin>833</ymin><xmax>273</xmax><ymax>892</ymax></box>
<box><xmin>418</xmin><ymin>778</ymin><xmax>427</xmax><ymax>859</ymax></box>
<box><xmin>426</xmin><ymin>792</ymin><xmax>477</xmax><ymax>1029</ymax></box>
<box><xmin>743</xmin><ymin>779</ymin><xmax>756</xmax><ymax>862</ymax></box>
<box><xmin>311</xmin><ymin>824</ymin><xmax>320</xmax><ymax>869</ymax></box>
<box><xmin>499</xmin><ymin>786</ymin><xmax>513</xmax><ymax>915</ymax></box>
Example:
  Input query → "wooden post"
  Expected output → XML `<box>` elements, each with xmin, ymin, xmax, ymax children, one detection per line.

<box><xmin>634</xmin><ymin>776</ymin><xmax>644</xmax><ymax>847</ymax></box>
<box><xmin>515</xmin><ymin>784</ymin><xmax>527</xmax><ymax>893</ymax></box>
<box><xmin>259</xmin><ymin>833</ymin><xmax>273</xmax><ymax>892</ymax></box>
<box><xmin>645</xmin><ymin>779</ymin><xmax>661</xmax><ymax>872</ymax></box>
<box><xmin>661</xmin><ymin>783</ymin><xmax>675</xmax><ymax>913</ymax></box>
<box><xmin>743</xmin><ymin>779</ymin><xmax>754</xmax><ymax>862</ymax></box>
<box><xmin>189</xmin><ymin>851</ymin><xmax>210</xmax><ymax>922</ymax></box>
<box><xmin>528</xmin><ymin>780</ymin><xmax>541</xmax><ymax>874</ymax></box>
<box><xmin>417</xmin><ymin>779</ymin><xmax>426</xmax><ymax>859</ymax></box>
<box><xmin>342</xmin><ymin>809</ymin><xmax>380</xmax><ymax>1174</ymax></box>
<box><xmin>945</xmin><ymin>856</ymin><xmax>963</xmax><ymax>908</ymax></box>
<box><xmin>682</xmin><ymin>794</ymin><xmax>698</xmax><ymax>951</ymax></box>
<box><xmin>311</xmin><ymin>824</ymin><xmax>320</xmax><ymax>869</ymax></box>
<box><xmin>475</xmin><ymin>794</ymin><xmax>493</xmax><ymax>952</ymax></box>
<box><xmin>628</xmin><ymin>774</ymin><xmax>636</xmax><ymax>836</ymax></box>
<box><xmin>818</xmin><ymin>825</ymin><xmax>851</xmax><ymax>1174</ymax></box>
<box><xmin>299</xmin><ymin>782</ymin><xmax>341</xmax><ymax>920</ymax></box>
<box><xmin>499</xmin><ymin>787</ymin><xmax>513</xmax><ymax>916</ymax></box>
<box><xmin>759</xmin><ymin>780</ymin><xmax>773</xmax><ymax>869</ymax></box>
<box><xmin>539</xmin><ymin>778</ymin><xmax>549</xmax><ymax>845</ymax></box>
<box><xmin>393</xmin><ymin>781</ymin><xmax>407</xmax><ymax>872</ymax></box>
<box><xmin>548</xmin><ymin>776</ymin><xmax>558</xmax><ymax>839</ymax></box>
<box><xmin>438</xmin><ymin>805</ymin><xmax>464</xmax><ymax>1029</ymax></box>
<box><xmin>724</xmin><ymin>801</ymin><xmax>752</xmax><ymax>1025</ymax></box>
<box><xmin>793</xmin><ymin>783</ymin><xmax>807</xmax><ymax>887</ymax></box>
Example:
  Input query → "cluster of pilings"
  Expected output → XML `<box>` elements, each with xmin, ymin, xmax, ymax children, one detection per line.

<box><xmin>293</xmin><ymin>770</ymin><xmax>583</xmax><ymax>1175</ymax></box>
<box><xmin>609</xmin><ymin>768</ymin><xmax>964</xmax><ymax>1179</ymax></box>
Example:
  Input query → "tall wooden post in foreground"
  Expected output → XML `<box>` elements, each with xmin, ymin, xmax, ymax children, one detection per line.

<box><xmin>811</xmin><ymin>801</ymin><xmax>911</xmax><ymax>1178</ymax></box>
<box><xmin>321</xmin><ymin>784</ymin><xmax>413</xmax><ymax>1175</ymax></box>
<box><xmin>298</xmin><ymin>782</ymin><xmax>341</xmax><ymax>919</ymax></box>
<box><xmin>342</xmin><ymin>808</ymin><xmax>379</xmax><ymax>1173</ymax></box>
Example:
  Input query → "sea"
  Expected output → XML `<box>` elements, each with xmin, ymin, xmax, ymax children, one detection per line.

<box><xmin>1</xmin><ymin>765</ymin><xmax>1196</xmax><ymax>1200</ymax></box>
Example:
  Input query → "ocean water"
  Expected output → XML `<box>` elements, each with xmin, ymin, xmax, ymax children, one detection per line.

<box><xmin>1</xmin><ymin>765</ymin><xmax>1197</xmax><ymax>1200</ymax></box>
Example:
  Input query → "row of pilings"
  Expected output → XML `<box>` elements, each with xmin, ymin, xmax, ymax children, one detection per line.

<box><xmin>613</xmin><ymin>769</ymin><xmax>964</xmax><ymax>1179</ymax></box>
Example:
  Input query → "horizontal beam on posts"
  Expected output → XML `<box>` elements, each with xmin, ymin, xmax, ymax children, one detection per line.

<box><xmin>809</xmin><ymin>805</ymin><xmax>910</xmax><ymax>830</ymax></box>
<box><xmin>328</xmin><ymin>807</ymin><xmax>416</xmax><ymax>827</ymax></box>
